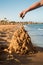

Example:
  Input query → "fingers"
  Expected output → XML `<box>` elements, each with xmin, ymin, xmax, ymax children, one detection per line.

<box><xmin>20</xmin><ymin>12</ymin><xmax>23</xmax><ymax>17</ymax></box>
<box><xmin>22</xmin><ymin>13</ymin><xmax>25</xmax><ymax>19</ymax></box>
<box><xmin>19</xmin><ymin>11</ymin><xmax>25</xmax><ymax>19</ymax></box>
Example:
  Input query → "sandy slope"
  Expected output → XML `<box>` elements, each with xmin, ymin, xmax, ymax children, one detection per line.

<box><xmin>0</xmin><ymin>25</ymin><xmax>43</xmax><ymax>65</ymax></box>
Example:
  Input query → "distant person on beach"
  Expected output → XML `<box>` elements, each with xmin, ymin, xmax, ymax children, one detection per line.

<box><xmin>20</xmin><ymin>0</ymin><xmax>43</xmax><ymax>19</ymax></box>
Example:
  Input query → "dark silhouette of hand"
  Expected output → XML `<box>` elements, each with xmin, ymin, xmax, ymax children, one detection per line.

<box><xmin>20</xmin><ymin>10</ymin><xmax>26</xmax><ymax>19</ymax></box>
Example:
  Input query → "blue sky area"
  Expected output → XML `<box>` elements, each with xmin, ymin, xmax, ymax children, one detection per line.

<box><xmin>0</xmin><ymin>0</ymin><xmax>43</xmax><ymax>22</ymax></box>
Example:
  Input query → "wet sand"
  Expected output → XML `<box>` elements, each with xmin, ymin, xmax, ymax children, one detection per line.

<box><xmin>0</xmin><ymin>25</ymin><xmax>43</xmax><ymax>65</ymax></box>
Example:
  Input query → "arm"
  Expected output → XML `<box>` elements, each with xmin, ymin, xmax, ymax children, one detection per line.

<box><xmin>24</xmin><ymin>1</ymin><xmax>42</xmax><ymax>13</ymax></box>
<box><xmin>20</xmin><ymin>1</ymin><xmax>43</xmax><ymax>18</ymax></box>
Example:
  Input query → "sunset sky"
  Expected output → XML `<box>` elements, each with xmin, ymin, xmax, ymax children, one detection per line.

<box><xmin>0</xmin><ymin>0</ymin><xmax>43</xmax><ymax>22</ymax></box>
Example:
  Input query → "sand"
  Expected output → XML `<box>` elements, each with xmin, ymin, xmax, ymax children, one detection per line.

<box><xmin>8</xmin><ymin>26</ymin><xmax>35</xmax><ymax>54</ymax></box>
<box><xmin>0</xmin><ymin>24</ymin><xmax>43</xmax><ymax>65</ymax></box>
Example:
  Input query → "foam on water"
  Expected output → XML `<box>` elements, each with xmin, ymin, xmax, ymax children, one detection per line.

<box><xmin>38</xmin><ymin>28</ymin><xmax>43</xmax><ymax>30</ymax></box>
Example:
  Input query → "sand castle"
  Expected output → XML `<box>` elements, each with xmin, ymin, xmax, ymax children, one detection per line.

<box><xmin>8</xmin><ymin>26</ymin><xmax>35</xmax><ymax>55</ymax></box>
<box><xmin>1</xmin><ymin>25</ymin><xmax>43</xmax><ymax>65</ymax></box>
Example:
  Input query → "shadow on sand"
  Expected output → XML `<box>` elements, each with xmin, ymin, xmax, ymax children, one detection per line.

<box><xmin>0</xmin><ymin>46</ymin><xmax>43</xmax><ymax>65</ymax></box>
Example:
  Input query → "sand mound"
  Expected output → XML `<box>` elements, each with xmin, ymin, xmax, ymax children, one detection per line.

<box><xmin>8</xmin><ymin>26</ymin><xmax>34</xmax><ymax>55</ymax></box>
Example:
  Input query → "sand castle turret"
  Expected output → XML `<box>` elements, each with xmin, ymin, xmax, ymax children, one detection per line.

<box><xmin>8</xmin><ymin>26</ymin><xmax>35</xmax><ymax>55</ymax></box>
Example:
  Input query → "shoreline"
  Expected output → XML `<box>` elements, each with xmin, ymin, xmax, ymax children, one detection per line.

<box><xmin>0</xmin><ymin>24</ymin><xmax>43</xmax><ymax>65</ymax></box>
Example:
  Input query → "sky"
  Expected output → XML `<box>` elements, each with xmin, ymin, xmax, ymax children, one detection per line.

<box><xmin>0</xmin><ymin>0</ymin><xmax>43</xmax><ymax>22</ymax></box>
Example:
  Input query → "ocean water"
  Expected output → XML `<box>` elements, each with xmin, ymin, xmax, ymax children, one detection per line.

<box><xmin>24</xmin><ymin>24</ymin><xmax>43</xmax><ymax>47</ymax></box>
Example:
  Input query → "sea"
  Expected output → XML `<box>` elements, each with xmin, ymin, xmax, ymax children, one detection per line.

<box><xmin>24</xmin><ymin>24</ymin><xmax>43</xmax><ymax>47</ymax></box>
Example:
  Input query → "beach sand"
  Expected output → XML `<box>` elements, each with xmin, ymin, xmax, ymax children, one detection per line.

<box><xmin>0</xmin><ymin>25</ymin><xmax>43</xmax><ymax>65</ymax></box>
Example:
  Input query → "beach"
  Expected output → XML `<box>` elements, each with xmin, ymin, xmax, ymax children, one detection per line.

<box><xmin>0</xmin><ymin>24</ymin><xmax>43</xmax><ymax>65</ymax></box>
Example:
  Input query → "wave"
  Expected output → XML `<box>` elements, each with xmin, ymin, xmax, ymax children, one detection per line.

<box><xmin>30</xmin><ymin>35</ymin><xmax>43</xmax><ymax>36</ymax></box>
<box><xmin>38</xmin><ymin>28</ymin><xmax>43</xmax><ymax>30</ymax></box>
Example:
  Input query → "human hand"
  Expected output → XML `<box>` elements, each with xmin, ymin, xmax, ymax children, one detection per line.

<box><xmin>19</xmin><ymin>10</ymin><xmax>26</xmax><ymax>19</ymax></box>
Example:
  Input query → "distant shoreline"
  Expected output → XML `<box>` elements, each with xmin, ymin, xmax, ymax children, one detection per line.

<box><xmin>0</xmin><ymin>20</ymin><xmax>43</xmax><ymax>25</ymax></box>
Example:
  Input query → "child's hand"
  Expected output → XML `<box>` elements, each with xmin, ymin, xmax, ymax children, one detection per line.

<box><xmin>19</xmin><ymin>10</ymin><xmax>26</xmax><ymax>19</ymax></box>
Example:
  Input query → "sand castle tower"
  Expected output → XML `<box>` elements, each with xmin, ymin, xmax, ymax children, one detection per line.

<box><xmin>8</xmin><ymin>26</ymin><xmax>35</xmax><ymax>55</ymax></box>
